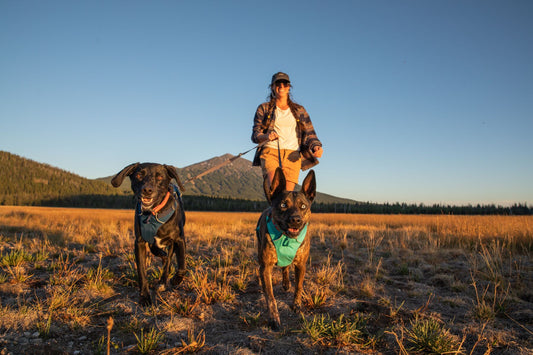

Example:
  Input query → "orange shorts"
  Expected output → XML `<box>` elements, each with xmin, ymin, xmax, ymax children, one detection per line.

<box><xmin>260</xmin><ymin>147</ymin><xmax>301</xmax><ymax>185</ymax></box>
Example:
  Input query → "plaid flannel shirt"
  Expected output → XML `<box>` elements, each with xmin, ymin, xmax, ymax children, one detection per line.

<box><xmin>251</xmin><ymin>102</ymin><xmax>322</xmax><ymax>171</ymax></box>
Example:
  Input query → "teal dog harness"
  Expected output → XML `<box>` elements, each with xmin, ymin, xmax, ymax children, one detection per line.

<box><xmin>136</xmin><ymin>185</ymin><xmax>180</xmax><ymax>244</ymax></box>
<box><xmin>262</xmin><ymin>215</ymin><xmax>308</xmax><ymax>267</ymax></box>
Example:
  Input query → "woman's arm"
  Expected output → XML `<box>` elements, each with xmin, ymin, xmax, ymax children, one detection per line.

<box><xmin>299</xmin><ymin>106</ymin><xmax>322</xmax><ymax>151</ymax></box>
<box><xmin>251</xmin><ymin>104</ymin><xmax>267</xmax><ymax>144</ymax></box>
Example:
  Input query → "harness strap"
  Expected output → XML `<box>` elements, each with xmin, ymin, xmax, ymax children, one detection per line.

<box><xmin>261</xmin><ymin>212</ymin><xmax>308</xmax><ymax>267</ymax></box>
<box><xmin>136</xmin><ymin>187</ymin><xmax>179</xmax><ymax>244</ymax></box>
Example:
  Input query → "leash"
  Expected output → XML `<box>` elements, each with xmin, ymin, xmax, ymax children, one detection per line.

<box><xmin>277</xmin><ymin>139</ymin><xmax>283</xmax><ymax>169</ymax></box>
<box><xmin>182</xmin><ymin>140</ymin><xmax>270</xmax><ymax>185</ymax></box>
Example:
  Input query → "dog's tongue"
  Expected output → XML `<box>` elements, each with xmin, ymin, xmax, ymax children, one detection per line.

<box><xmin>142</xmin><ymin>197</ymin><xmax>153</xmax><ymax>205</ymax></box>
<box><xmin>288</xmin><ymin>227</ymin><xmax>299</xmax><ymax>234</ymax></box>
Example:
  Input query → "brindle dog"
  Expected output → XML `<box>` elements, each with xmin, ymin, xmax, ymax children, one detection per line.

<box><xmin>111</xmin><ymin>163</ymin><xmax>186</xmax><ymax>305</ymax></box>
<box><xmin>256</xmin><ymin>167</ymin><xmax>316</xmax><ymax>330</ymax></box>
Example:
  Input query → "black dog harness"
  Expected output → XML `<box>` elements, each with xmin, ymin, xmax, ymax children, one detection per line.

<box><xmin>136</xmin><ymin>185</ymin><xmax>180</xmax><ymax>244</ymax></box>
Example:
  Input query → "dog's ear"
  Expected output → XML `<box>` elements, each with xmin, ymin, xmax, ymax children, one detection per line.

<box><xmin>111</xmin><ymin>163</ymin><xmax>140</xmax><ymax>187</ymax></box>
<box><xmin>301</xmin><ymin>169</ymin><xmax>316</xmax><ymax>202</ymax></box>
<box><xmin>268</xmin><ymin>167</ymin><xmax>287</xmax><ymax>202</ymax></box>
<box><xmin>164</xmin><ymin>164</ymin><xmax>186</xmax><ymax>192</ymax></box>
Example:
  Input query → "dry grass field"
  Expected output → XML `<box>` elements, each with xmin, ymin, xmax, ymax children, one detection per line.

<box><xmin>0</xmin><ymin>205</ymin><xmax>532</xmax><ymax>354</ymax></box>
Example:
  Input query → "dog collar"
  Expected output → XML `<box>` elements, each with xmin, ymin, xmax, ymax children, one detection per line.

<box><xmin>265</xmin><ymin>215</ymin><xmax>308</xmax><ymax>267</ymax></box>
<box><xmin>152</xmin><ymin>191</ymin><xmax>171</xmax><ymax>215</ymax></box>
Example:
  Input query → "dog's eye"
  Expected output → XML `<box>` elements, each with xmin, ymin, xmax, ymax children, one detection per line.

<box><xmin>300</xmin><ymin>203</ymin><xmax>307</xmax><ymax>210</ymax></box>
<box><xmin>280</xmin><ymin>202</ymin><xmax>287</xmax><ymax>209</ymax></box>
<box><xmin>156</xmin><ymin>175</ymin><xmax>163</xmax><ymax>181</ymax></box>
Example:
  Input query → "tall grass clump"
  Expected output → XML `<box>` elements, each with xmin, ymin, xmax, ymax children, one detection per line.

<box><xmin>85</xmin><ymin>255</ymin><xmax>115</xmax><ymax>295</ymax></box>
<box><xmin>134</xmin><ymin>326</ymin><xmax>165</xmax><ymax>354</ymax></box>
<box><xmin>404</xmin><ymin>316</ymin><xmax>463</xmax><ymax>354</ymax></box>
<box><xmin>301</xmin><ymin>313</ymin><xmax>375</xmax><ymax>350</ymax></box>
<box><xmin>188</xmin><ymin>262</ymin><xmax>236</xmax><ymax>304</ymax></box>
<box><xmin>470</xmin><ymin>276</ymin><xmax>509</xmax><ymax>322</ymax></box>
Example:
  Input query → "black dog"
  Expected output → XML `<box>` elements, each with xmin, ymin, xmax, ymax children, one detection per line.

<box><xmin>111</xmin><ymin>163</ymin><xmax>186</xmax><ymax>305</ymax></box>
<box><xmin>256</xmin><ymin>167</ymin><xmax>316</xmax><ymax>329</ymax></box>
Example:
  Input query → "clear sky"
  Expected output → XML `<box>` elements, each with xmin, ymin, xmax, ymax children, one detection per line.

<box><xmin>1</xmin><ymin>1</ymin><xmax>531</xmax><ymax>206</ymax></box>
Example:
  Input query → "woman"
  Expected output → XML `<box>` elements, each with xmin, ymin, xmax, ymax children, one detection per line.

<box><xmin>252</xmin><ymin>72</ymin><xmax>323</xmax><ymax>191</ymax></box>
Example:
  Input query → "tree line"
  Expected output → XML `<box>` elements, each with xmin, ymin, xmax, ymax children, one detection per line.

<box><xmin>312</xmin><ymin>201</ymin><xmax>531</xmax><ymax>215</ymax></box>
<box><xmin>2</xmin><ymin>193</ymin><xmax>530</xmax><ymax>215</ymax></box>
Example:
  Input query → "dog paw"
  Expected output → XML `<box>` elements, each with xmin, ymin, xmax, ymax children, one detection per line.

<box><xmin>291</xmin><ymin>301</ymin><xmax>302</xmax><ymax>313</ymax></box>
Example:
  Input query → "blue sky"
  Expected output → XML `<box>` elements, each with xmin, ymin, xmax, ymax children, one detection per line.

<box><xmin>1</xmin><ymin>1</ymin><xmax>531</xmax><ymax>206</ymax></box>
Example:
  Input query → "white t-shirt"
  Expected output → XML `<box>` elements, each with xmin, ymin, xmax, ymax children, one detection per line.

<box><xmin>265</xmin><ymin>107</ymin><xmax>299</xmax><ymax>151</ymax></box>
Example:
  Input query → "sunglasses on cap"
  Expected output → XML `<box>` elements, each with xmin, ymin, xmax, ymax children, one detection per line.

<box><xmin>274</xmin><ymin>80</ymin><xmax>291</xmax><ymax>87</ymax></box>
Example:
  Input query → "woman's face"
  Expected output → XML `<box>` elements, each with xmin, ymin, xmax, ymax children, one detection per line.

<box><xmin>274</xmin><ymin>80</ymin><xmax>291</xmax><ymax>98</ymax></box>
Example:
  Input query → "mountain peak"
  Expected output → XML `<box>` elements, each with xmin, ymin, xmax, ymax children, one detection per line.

<box><xmin>178</xmin><ymin>154</ymin><xmax>264</xmax><ymax>200</ymax></box>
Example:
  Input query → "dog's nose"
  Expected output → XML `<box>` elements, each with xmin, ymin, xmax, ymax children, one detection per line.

<box><xmin>143</xmin><ymin>187</ymin><xmax>153</xmax><ymax>195</ymax></box>
<box><xmin>289</xmin><ymin>216</ymin><xmax>302</xmax><ymax>225</ymax></box>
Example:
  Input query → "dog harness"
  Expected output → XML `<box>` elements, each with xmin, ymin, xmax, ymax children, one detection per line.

<box><xmin>264</xmin><ymin>215</ymin><xmax>308</xmax><ymax>267</ymax></box>
<box><xmin>136</xmin><ymin>185</ymin><xmax>180</xmax><ymax>244</ymax></box>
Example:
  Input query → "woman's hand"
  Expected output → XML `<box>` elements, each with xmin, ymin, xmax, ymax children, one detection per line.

<box><xmin>260</xmin><ymin>132</ymin><xmax>279</xmax><ymax>142</ymax></box>
<box><xmin>268</xmin><ymin>132</ymin><xmax>279</xmax><ymax>141</ymax></box>
<box><xmin>312</xmin><ymin>146</ymin><xmax>323</xmax><ymax>158</ymax></box>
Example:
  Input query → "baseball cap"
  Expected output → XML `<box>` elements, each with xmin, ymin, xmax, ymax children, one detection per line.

<box><xmin>271</xmin><ymin>72</ymin><xmax>290</xmax><ymax>85</ymax></box>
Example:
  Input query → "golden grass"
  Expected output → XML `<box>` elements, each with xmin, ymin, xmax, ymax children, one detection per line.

<box><xmin>3</xmin><ymin>206</ymin><xmax>530</xmax><ymax>251</ymax></box>
<box><xmin>0</xmin><ymin>205</ymin><xmax>532</xmax><ymax>354</ymax></box>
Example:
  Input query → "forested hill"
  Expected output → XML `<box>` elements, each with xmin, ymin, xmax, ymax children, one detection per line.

<box><xmin>0</xmin><ymin>151</ymin><xmax>358</xmax><ymax>209</ymax></box>
<box><xmin>0</xmin><ymin>151</ymin><xmax>130</xmax><ymax>207</ymax></box>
